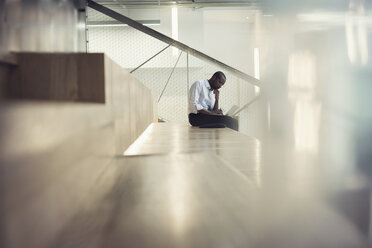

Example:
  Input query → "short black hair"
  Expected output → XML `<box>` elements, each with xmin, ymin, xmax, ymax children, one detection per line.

<box><xmin>212</xmin><ymin>71</ymin><xmax>226</xmax><ymax>81</ymax></box>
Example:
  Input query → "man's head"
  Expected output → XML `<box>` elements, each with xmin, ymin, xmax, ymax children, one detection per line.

<box><xmin>209</xmin><ymin>71</ymin><xmax>226</xmax><ymax>90</ymax></box>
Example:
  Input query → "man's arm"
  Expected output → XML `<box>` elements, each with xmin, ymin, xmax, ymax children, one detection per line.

<box><xmin>213</xmin><ymin>89</ymin><xmax>219</xmax><ymax>111</ymax></box>
<box><xmin>211</xmin><ymin>89</ymin><xmax>223</xmax><ymax>115</ymax></box>
<box><xmin>190</xmin><ymin>82</ymin><xmax>222</xmax><ymax>115</ymax></box>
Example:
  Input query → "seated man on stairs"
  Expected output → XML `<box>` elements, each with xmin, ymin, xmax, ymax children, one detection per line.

<box><xmin>188</xmin><ymin>71</ymin><xmax>239</xmax><ymax>131</ymax></box>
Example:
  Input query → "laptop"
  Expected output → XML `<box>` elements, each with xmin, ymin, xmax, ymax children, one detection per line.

<box><xmin>225</xmin><ymin>97</ymin><xmax>259</xmax><ymax>117</ymax></box>
<box><xmin>225</xmin><ymin>105</ymin><xmax>240</xmax><ymax>116</ymax></box>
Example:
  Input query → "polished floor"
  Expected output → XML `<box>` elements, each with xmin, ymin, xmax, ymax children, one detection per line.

<box><xmin>48</xmin><ymin>122</ymin><xmax>368</xmax><ymax>248</ymax></box>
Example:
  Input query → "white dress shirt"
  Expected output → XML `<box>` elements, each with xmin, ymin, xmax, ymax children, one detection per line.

<box><xmin>188</xmin><ymin>79</ymin><xmax>216</xmax><ymax>114</ymax></box>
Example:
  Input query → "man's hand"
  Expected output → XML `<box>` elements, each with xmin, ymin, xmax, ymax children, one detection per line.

<box><xmin>198</xmin><ymin>89</ymin><xmax>223</xmax><ymax>115</ymax></box>
<box><xmin>215</xmin><ymin>109</ymin><xmax>223</xmax><ymax>115</ymax></box>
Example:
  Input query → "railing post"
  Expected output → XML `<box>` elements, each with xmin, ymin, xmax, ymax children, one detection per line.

<box><xmin>130</xmin><ymin>44</ymin><xmax>172</xmax><ymax>74</ymax></box>
<box><xmin>158</xmin><ymin>51</ymin><xmax>183</xmax><ymax>103</ymax></box>
<box><xmin>187</xmin><ymin>51</ymin><xmax>190</xmax><ymax>102</ymax></box>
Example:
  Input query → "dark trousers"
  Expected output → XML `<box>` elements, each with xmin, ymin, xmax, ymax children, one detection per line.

<box><xmin>188</xmin><ymin>113</ymin><xmax>239</xmax><ymax>131</ymax></box>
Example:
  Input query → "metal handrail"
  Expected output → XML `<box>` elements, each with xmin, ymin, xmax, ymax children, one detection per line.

<box><xmin>87</xmin><ymin>0</ymin><xmax>261</xmax><ymax>87</ymax></box>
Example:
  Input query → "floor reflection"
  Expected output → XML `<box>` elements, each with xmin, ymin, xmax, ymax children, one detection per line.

<box><xmin>169</xmin><ymin>160</ymin><xmax>189</xmax><ymax>237</ymax></box>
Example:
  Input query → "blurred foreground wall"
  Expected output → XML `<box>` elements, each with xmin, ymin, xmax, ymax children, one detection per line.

<box><xmin>0</xmin><ymin>0</ymin><xmax>86</xmax><ymax>58</ymax></box>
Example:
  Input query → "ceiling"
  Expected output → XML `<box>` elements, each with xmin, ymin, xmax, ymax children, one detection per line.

<box><xmin>95</xmin><ymin>0</ymin><xmax>372</xmax><ymax>13</ymax></box>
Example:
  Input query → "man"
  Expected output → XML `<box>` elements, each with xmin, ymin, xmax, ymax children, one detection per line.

<box><xmin>188</xmin><ymin>71</ymin><xmax>239</xmax><ymax>131</ymax></box>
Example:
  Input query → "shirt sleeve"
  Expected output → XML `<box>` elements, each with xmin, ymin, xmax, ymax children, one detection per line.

<box><xmin>189</xmin><ymin>82</ymin><xmax>204</xmax><ymax>113</ymax></box>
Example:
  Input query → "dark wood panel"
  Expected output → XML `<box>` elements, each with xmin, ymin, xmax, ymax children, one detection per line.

<box><xmin>0</xmin><ymin>65</ymin><xmax>9</xmax><ymax>100</ymax></box>
<box><xmin>8</xmin><ymin>53</ymin><xmax>106</xmax><ymax>103</ymax></box>
<box><xmin>78</xmin><ymin>54</ymin><xmax>105</xmax><ymax>102</ymax></box>
<box><xmin>0</xmin><ymin>54</ymin><xmax>18</xmax><ymax>100</ymax></box>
